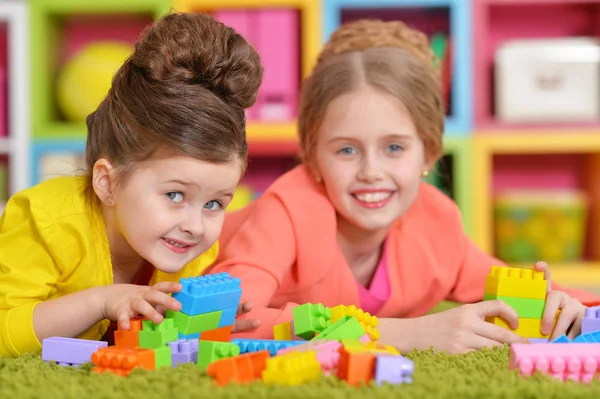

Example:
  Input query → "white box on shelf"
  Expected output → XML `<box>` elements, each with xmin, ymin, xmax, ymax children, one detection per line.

<box><xmin>495</xmin><ymin>37</ymin><xmax>600</xmax><ymax>123</ymax></box>
<box><xmin>39</xmin><ymin>152</ymin><xmax>85</xmax><ymax>183</ymax></box>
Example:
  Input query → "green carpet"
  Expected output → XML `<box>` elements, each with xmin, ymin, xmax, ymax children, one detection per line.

<box><xmin>2</xmin><ymin>346</ymin><xmax>600</xmax><ymax>398</ymax></box>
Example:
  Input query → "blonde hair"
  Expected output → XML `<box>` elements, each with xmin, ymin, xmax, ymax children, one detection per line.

<box><xmin>298</xmin><ymin>19</ymin><xmax>444</xmax><ymax>165</ymax></box>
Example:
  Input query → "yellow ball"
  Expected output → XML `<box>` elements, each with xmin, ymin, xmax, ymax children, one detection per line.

<box><xmin>56</xmin><ymin>41</ymin><xmax>134</xmax><ymax>122</ymax></box>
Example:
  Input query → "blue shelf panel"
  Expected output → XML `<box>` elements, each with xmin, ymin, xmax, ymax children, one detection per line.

<box><xmin>323</xmin><ymin>0</ymin><xmax>471</xmax><ymax>135</ymax></box>
<box><xmin>31</xmin><ymin>139</ymin><xmax>86</xmax><ymax>185</ymax></box>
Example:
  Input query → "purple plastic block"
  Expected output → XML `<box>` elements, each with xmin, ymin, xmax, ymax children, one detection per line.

<box><xmin>582</xmin><ymin>306</ymin><xmax>600</xmax><ymax>334</ymax></box>
<box><xmin>169</xmin><ymin>339</ymin><xmax>199</xmax><ymax>368</ymax></box>
<box><xmin>527</xmin><ymin>338</ymin><xmax>549</xmax><ymax>344</ymax></box>
<box><xmin>375</xmin><ymin>355</ymin><xmax>414</xmax><ymax>386</ymax></box>
<box><xmin>42</xmin><ymin>337</ymin><xmax>108</xmax><ymax>365</ymax></box>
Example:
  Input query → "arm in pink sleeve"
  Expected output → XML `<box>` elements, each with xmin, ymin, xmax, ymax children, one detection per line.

<box><xmin>210</xmin><ymin>195</ymin><xmax>300</xmax><ymax>339</ymax></box>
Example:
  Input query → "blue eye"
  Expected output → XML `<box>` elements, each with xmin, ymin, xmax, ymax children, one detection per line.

<box><xmin>338</xmin><ymin>146</ymin><xmax>356</xmax><ymax>155</ymax></box>
<box><xmin>166</xmin><ymin>192</ymin><xmax>184</xmax><ymax>203</ymax></box>
<box><xmin>204</xmin><ymin>200</ymin><xmax>223</xmax><ymax>211</ymax></box>
<box><xmin>388</xmin><ymin>144</ymin><xmax>403</xmax><ymax>152</ymax></box>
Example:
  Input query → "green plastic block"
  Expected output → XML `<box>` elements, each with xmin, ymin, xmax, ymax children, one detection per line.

<box><xmin>166</xmin><ymin>309</ymin><xmax>221</xmax><ymax>335</ymax></box>
<box><xmin>153</xmin><ymin>345</ymin><xmax>172</xmax><ymax>369</ymax></box>
<box><xmin>312</xmin><ymin>316</ymin><xmax>364</xmax><ymax>341</ymax></box>
<box><xmin>484</xmin><ymin>294</ymin><xmax>546</xmax><ymax>319</ymax></box>
<box><xmin>138</xmin><ymin>318</ymin><xmax>178</xmax><ymax>349</ymax></box>
<box><xmin>0</xmin><ymin>164</ymin><xmax>6</xmax><ymax>202</ymax></box>
<box><xmin>197</xmin><ymin>341</ymin><xmax>240</xmax><ymax>369</ymax></box>
<box><xmin>292</xmin><ymin>303</ymin><xmax>332</xmax><ymax>340</ymax></box>
<box><xmin>339</xmin><ymin>339</ymin><xmax>363</xmax><ymax>348</ymax></box>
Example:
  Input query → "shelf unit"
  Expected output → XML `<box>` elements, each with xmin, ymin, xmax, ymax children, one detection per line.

<box><xmin>0</xmin><ymin>1</ymin><xmax>29</xmax><ymax>198</ymax></box>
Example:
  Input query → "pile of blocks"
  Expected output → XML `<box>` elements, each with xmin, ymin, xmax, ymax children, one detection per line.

<box><xmin>484</xmin><ymin>265</ymin><xmax>558</xmax><ymax>340</ymax></box>
<box><xmin>42</xmin><ymin>272</ymin><xmax>414</xmax><ymax>387</ymax></box>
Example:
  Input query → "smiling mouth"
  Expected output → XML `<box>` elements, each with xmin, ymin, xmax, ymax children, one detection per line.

<box><xmin>163</xmin><ymin>238</ymin><xmax>189</xmax><ymax>248</ymax></box>
<box><xmin>352</xmin><ymin>192</ymin><xmax>393</xmax><ymax>203</ymax></box>
<box><xmin>160</xmin><ymin>237</ymin><xmax>196</xmax><ymax>254</ymax></box>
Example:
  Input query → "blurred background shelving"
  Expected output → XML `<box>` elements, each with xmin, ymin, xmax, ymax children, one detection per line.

<box><xmin>2</xmin><ymin>0</ymin><xmax>599</xmax><ymax>291</ymax></box>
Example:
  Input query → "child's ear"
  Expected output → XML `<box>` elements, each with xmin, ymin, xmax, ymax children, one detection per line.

<box><xmin>92</xmin><ymin>158</ymin><xmax>116</xmax><ymax>206</ymax></box>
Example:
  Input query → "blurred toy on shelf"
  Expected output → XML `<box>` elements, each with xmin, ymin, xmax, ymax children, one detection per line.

<box><xmin>494</xmin><ymin>189</ymin><xmax>588</xmax><ymax>263</ymax></box>
<box><xmin>38</xmin><ymin>152</ymin><xmax>85</xmax><ymax>183</ymax></box>
<box><xmin>495</xmin><ymin>37</ymin><xmax>600</xmax><ymax>123</ymax></box>
<box><xmin>0</xmin><ymin>159</ymin><xmax>6</xmax><ymax>202</ymax></box>
<box><xmin>228</xmin><ymin>184</ymin><xmax>255</xmax><ymax>212</ymax></box>
<box><xmin>56</xmin><ymin>41</ymin><xmax>134</xmax><ymax>122</ymax></box>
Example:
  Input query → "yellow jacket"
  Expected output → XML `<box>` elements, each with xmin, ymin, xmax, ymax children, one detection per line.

<box><xmin>0</xmin><ymin>176</ymin><xmax>218</xmax><ymax>357</ymax></box>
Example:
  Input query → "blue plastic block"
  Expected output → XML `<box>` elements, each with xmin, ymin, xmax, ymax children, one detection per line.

<box><xmin>172</xmin><ymin>272</ymin><xmax>242</xmax><ymax>316</ymax></box>
<box><xmin>178</xmin><ymin>332</ymin><xmax>200</xmax><ymax>340</ymax></box>
<box><xmin>231</xmin><ymin>339</ymin><xmax>305</xmax><ymax>356</ymax></box>
<box><xmin>218</xmin><ymin>307</ymin><xmax>237</xmax><ymax>327</ymax></box>
<box><xmin>550</xmin><ymin>334</ymin><xmax>570</xmax><ymax>343</ymax></box>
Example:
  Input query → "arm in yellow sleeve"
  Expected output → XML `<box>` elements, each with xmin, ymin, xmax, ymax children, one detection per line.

<box><xmin>0</xmin><ymin>194</ymin><xmax>104</xmax><ymax>357</ymax></box>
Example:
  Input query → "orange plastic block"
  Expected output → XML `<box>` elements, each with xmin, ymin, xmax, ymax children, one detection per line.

<box><xmin>207</xmin><ymin>350</ymin><xmax>269</xmax><ymax>386</ymax></box>
<box><xmin>337</xmin><ymin>348</ymin><xmax>376</xmax><ymax>386</ymax></box>
<box><xmin>484</xmin><ymin>266</ymin><xmax>546</xmax><ymax>300</ymax></box>
<box><xmin>114</xmin><ymin>316</ymin><xmax>146</xmax><ymax>348</ymax></box>
<box><xmin>91</xmin><ymin>347</ymin><xmax>155</xmax><ymax>376</ymax></box>
<box><xmin>200</xmin><ymin>325</ymin><xmax>232</xmax><ymax>342</ymax></box>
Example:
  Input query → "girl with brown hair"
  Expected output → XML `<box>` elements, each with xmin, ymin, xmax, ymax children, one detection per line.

<box><xmin>0</xmin><ymin>12</ymin><xmax>263</xmax><ymax>357</ymax></box>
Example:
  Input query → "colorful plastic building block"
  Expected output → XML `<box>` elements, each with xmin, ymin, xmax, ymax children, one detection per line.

<box><xmin>375</xmin><ymin>355</ymin><xmax>414</xmax><ymax>385</ymax></box>
<box><xmin>582</xmin><ymin>306</ymin><xmax>600</xmax><ymax>334</ymax></box>
<box><xmin>138</xmin><ymin>318</ymin><xmax>178</xmax><ymax>349</ymax></box>
<box><xmin>484</xmin><ymin>294</ymin><xmax>545</xmax><ymax>319</ymax></box>
<box><xmin>571</xmin><ymin>331</ymin><xmax>600</xmax><ymax>343</ymax></box>
<box><xmin>153</xmin><ymin>345</ymin><xmax>172</xmax><ymax>369</ymax></box>
<box><xmin>337</xmin><ymin>347</ymin><xmax>376</xmax><ymax>386</ymax></box>
<box><xmin>231</xmin><ymin>338</ymin><xmax>304</xmax><ymax>356</ymax></box>
<box><xmin>114</xmin><ymin>316</ymin><xmax>145</xmax><ymax>348</ymax></box>
<box><xmin>312</xmin><ymin>316</ymin><xmax>365</xmax><ymax>341</ymax></box>
<box><xmin>166</xmin><ymin>309</ymin><xmax>221</xmax><ymax>335</ymax></box>
<box><xmin>169</xmin><ymin>339</ymin><xmax>198</xmax><ymax>367</ymax></box>
<box><xmin>273</xmin><ymin>321</ymin><xmax>292</xmax><ymax>341</ymax></box>
<box><xmin>484</xmin><ymin>266</ymin><xmax>546</xmax><ymax>300</ymax></box>
<box><xmin>509</xmin><ymin>343</ymin><xmax>600</xmax><ymax>383</ymax></box>
<box><xmin>262</xmin><ymin>351</ymin><xmax>323</xmax><ymax>385</ymax></box>
<box><xmin>207</xmin><ymin>350</ymin><xmax>270</xmax><ymax>386</ymax></box>
<box><xmin>172</xmin><ymin>272</ymin><xmax>242</xmax><ymax>316</ymax></box>
<box><xmin>486</xmin><ymin>315</ymin><xmax>558</xmax><ymax>339</ymax></box>
<box><xmin>330</xmin><ymin>305</ymin><xmax>380</xmax><ymax>341</ymax></box>
<box><xmin>292</xmin><ymin>303</ymin><xmax>332</xmax><ymax>340</ymax></box>
<box><xmin>200</xmin><ymin>325</ymin><xmax>232</xmax><ymax>342</ymax></box>
<box><xmin>91</xmin><ymin>347</ymin><xmax>155</xmax><ymax>376</ymax></box>
<box><xmin>42</xmin><ymin>337</ymin><xmax>108</xmax><ymax>367</ymax></box>
<box><xmin>197</xmin><ymin>341</ymin><xmax>240</xmax><ymax>369</ymax></box>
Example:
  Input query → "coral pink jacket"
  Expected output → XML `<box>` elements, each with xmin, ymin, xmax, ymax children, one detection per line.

<box><xmin>209</xmin><ymin>165</ymin><xmax>599</xmax><ymax>339</ymax></box>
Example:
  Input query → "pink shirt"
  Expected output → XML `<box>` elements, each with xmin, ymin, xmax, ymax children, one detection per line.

<box><xmin>356</xmin><ymin>241</ymin><xmax>391</xmax><ymax>315</ymax></box>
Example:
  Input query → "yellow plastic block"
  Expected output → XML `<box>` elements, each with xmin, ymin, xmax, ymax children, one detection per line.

<box><xmin>484</xmin><ymin>266</ymin><xmax>547</xmax><ymax>300</ymax></box>
<box><xmin>346</xmin><ymin>342</ymin><xmax>400</xmax><ymax>356</ymax></box>
<box><xmin>486</xmin><ymin>312</ymin><xmax>559</xmax><ymax>339</ymax></box>
<box><xmin>330</xmin><ymin>305</ymin><xmax>380</xmax><ymax>341</ymax></box>
<box><xmin>273</xmin><ymin>322</ymin><xmax>292</xmax><ymax>341</ymax></box>
<box><xmin>262</xmin><ymin>351</ymin><xmax>322</xmax><ymax>385</ymax></box>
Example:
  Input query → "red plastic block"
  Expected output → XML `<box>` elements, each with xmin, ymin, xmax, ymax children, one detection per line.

<box><xmin>114</xmin><ymin>316</ymin><xmax>146</xmax><ymax>348</ymax></box>
<box><xmin>207</xmin><ymin>350</ymin><xmax>269</xmax><ymax>386</ymax></box>
<box><xmin>91</xmin><ymin>347</ymin><xmax>155</xmax><ymax>377</ymax></box>
<box><xmin>510</xmin><ymin>343</ymin><xmax>600</xmax><ymax>383</ymax></box>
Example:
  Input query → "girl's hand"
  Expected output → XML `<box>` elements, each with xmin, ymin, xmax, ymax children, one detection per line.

<box><xmin>534</xmin><ymin>260</ymin><xmax>586</xmax><ymax>340</ymax></box>
<box><xmin>381</xmin><ymin>300</ymin><xmax>529</xmax><ymax>355</ymax></box>
<box><xmin>232</xmin><ymin>301</ymin><xmax>262</xmax><ymax>333</ymax></box>
<box><xmin>100</xmin><ymin>281</ymin><xmax>183</xmax><ymax>330</ymax></box>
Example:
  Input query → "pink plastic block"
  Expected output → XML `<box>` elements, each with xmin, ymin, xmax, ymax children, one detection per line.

<box><xmin>583</xmin><ymin>307</ymin><xmax>600</xmax><ymax>335</ymax></box>
<box><xmin>42</xmin><ymin>336</ymin><xmax>108</xmax><ymax>366</ymax></box>
<box><xmin>212</xmin><ymin>10</ymin><xmax>258</xmax><ymax>121</ymax></box>
<box><xmin>254</xmin><ymin>9</ymin><xmax>299</xmax><ymax>121</ymax></box>
<box><xmin>316</xmin><ymin>348</ymin><xmax>341</xmax><ymax>371</ymax></box>
<box><xmin>510</xmin><ymin>343</ymin><xmax>600</xmax><ymax>383</ymax></box>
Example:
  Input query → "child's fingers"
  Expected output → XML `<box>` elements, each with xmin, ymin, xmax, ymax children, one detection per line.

<box><xmin>237</xmin><ymin>301</ymin><xmax>253</xmax><ymax>315</ymax></box>
<box><xmin>567</xmin><ymin>316</ymin><xmax>583</xmax><ymax>340</ymax></box>
<box><xmin>476</xmin><ymin>300</ymin><xmax>520</xmax><ymax>330</ymax></box>
<box><xmin>549</xmin><ymin>302</ymin><xmax>581</xmax><ymax>340</ymax></box>
<box><xmin>474</xmin><ymin>318</ymin><xmax>528</xmax><ymax>345</ymax></box>
<box><xmin>143</xmin><ymin>289</ymin><xmax>182</xmax><ymax>312</ymax></box>
<box><xmin>541</xmin><ymin>291</ymin><xmax>567</xmax><ymax>335</ymax></box>
<box><xmin>231</xmin><ymin>318</ymin><xmax>262</xmax><ymax>333</ymax></box>
<box><xmin>533</xmin><ymin>261</ymin><xmax>551</xmax><ymax>291</ymax></box>
<box><xmin>131</xmin><ymin>298</ymin><xmax>164</xmax><ymax>324</ymax></box>
<box><xmin>117</xmin><ymin>312</ymin><xmax>131</xmax><ymax>330</ymax></box>
<box><xmin>152</xmin><ymin>281</ymin><xmax>183</xmax><ymax>294</ymax></box>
